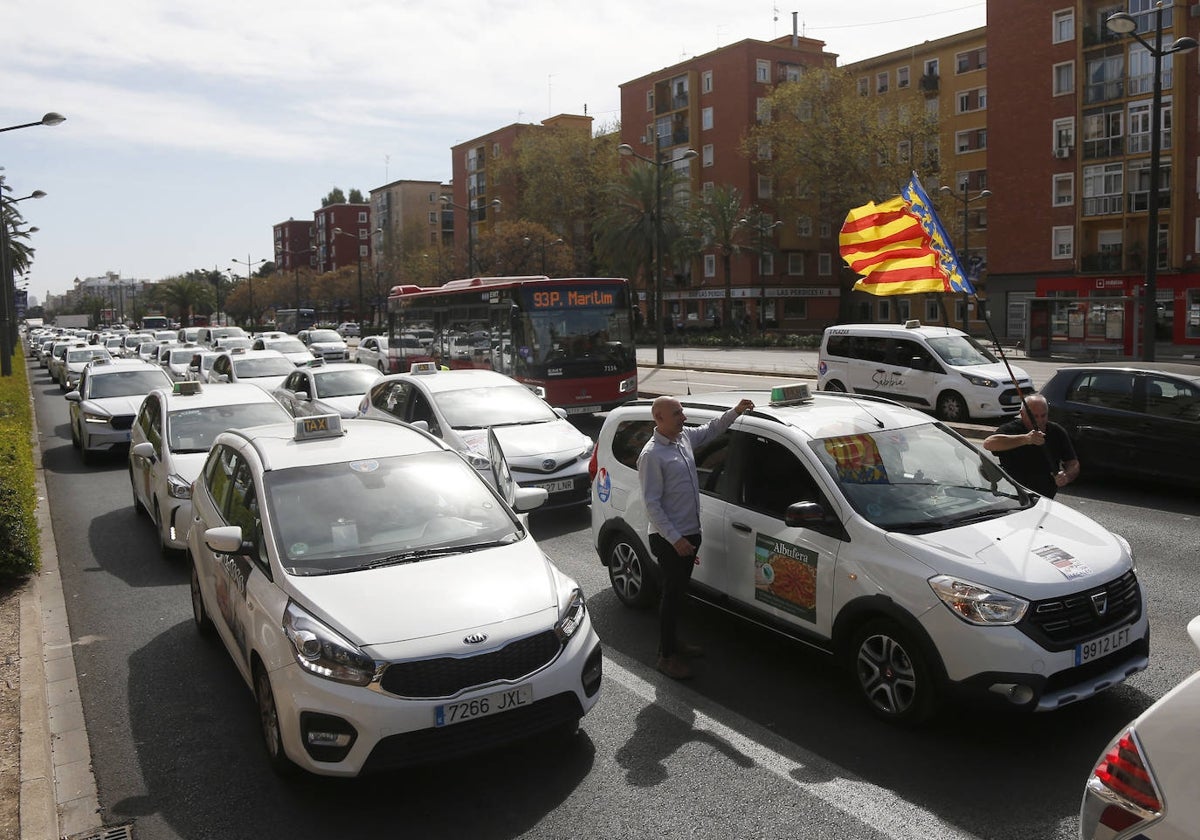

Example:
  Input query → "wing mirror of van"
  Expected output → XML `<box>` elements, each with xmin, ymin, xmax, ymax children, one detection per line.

<box><xmin>784</xmin><ymin>501</ymin><xmax>845</xmax><ymax>539</ymax></box>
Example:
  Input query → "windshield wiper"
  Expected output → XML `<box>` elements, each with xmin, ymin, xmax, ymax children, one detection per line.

<box><xmin>359</xmin><ymin>539</ymin><xmax>512</xmax><ymax>570</ymax></box>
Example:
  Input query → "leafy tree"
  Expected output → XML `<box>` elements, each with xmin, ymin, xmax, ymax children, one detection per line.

<box><xmin>1</xmin><ymin>179</ymin><xmax>35</xmax><ymax>276</ymax></box>
<box><xmin>474</xmin><ymin>220</ymin><xmax>576</xmax><ymax>277</ymax></box>
<box><xmin>348</xmin><ymin>189</ymin><xmax>365</xmax><ymax>204</ymax></box>
<box><xmin>321</xmin><ymin>187</ymin><xmax>347</xmax><ymax>207</ymax></box>
<box><xmin>745</xmin><ymin>66</ymin><xmax>940</xmax><ymax>319</ymax></box>
<box><xmin>592</xmin><ymin>159</ymin><xmax>691</xmax><ymax>328</ymax></box>
<box><xmin>686</xmin><ymin>185</ymin><xmax>748</xmax><ymax>330</ymax></box>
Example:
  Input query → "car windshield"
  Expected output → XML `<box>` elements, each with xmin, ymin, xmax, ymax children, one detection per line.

<box><xmin>266</xmin><ymin>339</ymin><xmax>306</xmax><ymax>353</ymax></box>
<box><xmin>124</xmin><ymin>335</ymin><xmax>151</xmax><ymax>348</ymax></box>
<box><xmin>218</xmin><ymin>338</ymin><xmax>253</xmax><ymax>350</ymax></box>
<box><xmin>314</xmin><ymin>368</ymin><xmax>381</xmax><ymax>398</ymax></box>
<box><xmin>308</xmin><ymin>330</ymin><xmax>341</xmax><ymax>343</ymax></box>
<box><xmin>168</xmin><ymin>349</ymin><xmax>196</xmax><ymax>363</ymax></box>
<box><xmin>87</xmin><ymin>369</ymin><xmax>173</xmax><ymax>399</ymax></box>
<box><xmin>264</xmin><ymin>450</ymin><xmax>523</xmax><ymax>575</ymax></box>
<box><xmin>68</xmin><ymin>348</ymin><xmax>109</xmax><ymax>362</ymax></box>
<box><xmin>232</xmin><ymin>357</ymin><xmax>296</xmax><ymax>378</ymax></box>
<box><xmin>167</xmin><ymin>403</ymin><xmax>289</xmax><ymax>453</ymax></box>
<box><xmin>925</xmin><ymin>335</ymin><xmax>997</xmax><ymax>367</ymax></box>
<box><xmin>433</xmin><ymin>383</ymin><xmax>558</xmax><ymax>428</ymax></box>
<box><xmin>809</xmin><ymin>423</ymin><xmax>1032</xmax><ymax>534</ymax></box>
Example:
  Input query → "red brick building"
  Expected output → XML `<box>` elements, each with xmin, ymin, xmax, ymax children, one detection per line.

<box><xmin>314</xmin><ymin>203</ymin><xmax>372</xmax><ymax>274</ymax></box>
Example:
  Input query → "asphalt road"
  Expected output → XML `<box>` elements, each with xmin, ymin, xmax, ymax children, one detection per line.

<box><xmin>28</xmin><ymin>352</ymin><xmax>1200</xmax><ymax>840</ymax></box>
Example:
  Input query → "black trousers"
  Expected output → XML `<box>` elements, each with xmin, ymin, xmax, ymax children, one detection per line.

<box><xmin>650</xmin><ymin>533</ymin><xmax>700</xmax><ymax>658</ymax></box>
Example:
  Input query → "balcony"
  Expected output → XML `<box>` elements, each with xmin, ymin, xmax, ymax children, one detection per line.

<box><xmin>1127</xmin><ymin>188</ymin><xmax>1171</xmax><ymax>213</ymax></box>
<box><xmin>919</xmin><ymin>74</ymin><xmax>939</xmax><ymax>94</ymax></box>
<box><xmin>1080</xmin><ymin>251</ymin><xmax>1124</xmax><ymax>272</ymax></box>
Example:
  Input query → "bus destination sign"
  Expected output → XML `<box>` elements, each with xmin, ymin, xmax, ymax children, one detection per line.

<box><xmin>529</xmin><ymin>287</ymin><xmax>616</xmax><ymax>309</ymax></box>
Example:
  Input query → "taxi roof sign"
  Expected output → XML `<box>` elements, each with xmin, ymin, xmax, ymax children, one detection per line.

<box><xmin>172</xmin><ymin>381</ymin><xmax>203</xmax><ymax>396</ymax></box>
<box><xmin>769</xmin><ymin>383</ymin><xmax>812</xmax><ymax>406</ymax></box>
<box><xmin>295</xmin><ymin>414</ymin><xmax>345</xmax><ymax>440</ymax></box>
<box><xmin>409</xmin><ymin>361</ymin><xmax>438</xmax><ymax>375</ymax></box>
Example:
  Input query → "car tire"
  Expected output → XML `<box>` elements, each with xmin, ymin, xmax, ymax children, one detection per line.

<box><xmin>936</xmin><ymin>391</ymin><xmax>970</xmax><ymax>423</ymax></box>
<box><xmin>190</xmin><ymin>559</ymin><xmax>215</xmax><ymax>637</ymax></box>
<box><xmin>823</xmin><ymin>379</ymin><xmax>847</xmax><ymax>393</ymax></box>
<box><xmin>604</xmin><ymin>533</ymin><xmax>658</xmax><ymax>609</ymax></box>
<box><xmin>848</xmin><ymin>618</ymin><xmax>939</xmax><ymax>725</ymax></box>
<box><xmin>130</xmin><ymin>469</ymin><xmax>146</xmax><ymax>516</ymax></box>
<box><xmin>255</xmin><ymin>664</ymin><xmax>297</xmax><ymax>776</ymax></box>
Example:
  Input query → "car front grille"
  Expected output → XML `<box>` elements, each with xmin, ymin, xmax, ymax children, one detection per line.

<box><xmin>999</xmin><ymin>385</ymin><xmax>1036</xmax><ymax>407</ymax></box>
<box><xmin>110</xmin><ymin>415</ymin><xmax>135</xmax><ymax>431</ymax></box>
<box><xmin>379</xmin><ymin>630</ymin><xmax>562</xmax><ymax>698</ymax></box>
<box><xmin>1019</xmin><ymin>570</ymin><xmax>1141</xmax><ymax>650</ymax></box>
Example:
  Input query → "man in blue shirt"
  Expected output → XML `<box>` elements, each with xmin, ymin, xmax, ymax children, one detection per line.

<box><xmin>638</xmin><ymin>395</ymin><xmax>754</xmax><ymax>679</ymax></box>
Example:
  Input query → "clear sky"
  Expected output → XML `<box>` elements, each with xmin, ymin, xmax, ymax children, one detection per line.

<box><xmin>2</xmin><ymin>0</ymin><xmax>985</xmax><ymax>306</ymax></box>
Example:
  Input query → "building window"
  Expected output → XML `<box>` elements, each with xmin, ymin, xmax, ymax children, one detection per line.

<box><xmin>787</xmin><ymin>253</ymin><xmax>805</xmax><ymax>275</ymax></box>
<box><xmin>1085</xmin><ymin>54</ymin><xmax>1124</xmax><ymax>104</ymax></box>
<box><xmin>925</xmin><ymin>299</ymin><xmax>941</xmax><ymax>321</ymax></box>
<box><xmin>1128</xmin><ymin>46</ymin><xmax>1175</xmax><ymax>97</ymax></box>
<box><xmin>924</xmin><ymin>58</ymin><xmax>939</xmax><ymax>77</ymax></box>
<box><xmin>492</xmin><ymin>142</ymin><xmax>500</xmax><ymax>158</ymax></box>
<box><xmin>1052</xmin><ymin>226</ymin><xmax>1074</xmax><ymax>259</ymax></box>
<box><xmin>702</xmin><ymin>181</ymin><xmax>714</xmax><ymax>202</ymax></box>
<box><xmin>897</xmin><ymin>66</ymin><xmax>910</xmax><ymax>88</ymax></box>
<box><xmin>702</xmin><ymin>70</ymin><xmax>713</xmax><ymax>93</ymax></box>
<box><xmin>702</xmin><ymin>144</ymin><xmax>714</xmax><ymax>167</ymax></box>
<box><xmin>758</xmin><ymin>175</ymin><xmax>773</xmax><ymax>199</ymax></box>
<box><xmin>898</xmin><ymin>140</ymin><xmax>912</xmax><ymax>163</ymax></box>
<box><xmin>818</xmin><ymin>253</ymin><xmax>832</xmax><ymax>275</ymax></box>
<box><xmin>819</xmin><ymin>222</ymin><xmax>831</xmax><ymax>238</ymax></box>
<box><xmin>955</xmin><ymin>47</ymin><xmax>987</xmax><ymax>74</ymax></box>
<box><xmin>1127</xmin><ymin>97</ymin><xmax>1172</xmax><ymax>155</ymax></box>
<box><xmin>1082</xmin><ymin>162</ymin><xmax>1124</xmax><ymax>216</ymax></box>
<box><xmin>1128</xmin><ymin>157</ymin><xmax>1171</xmax><ymax>212</ymax></box>
<box><xmin>758</xmin><ymin>139</ymin><xmax>772</xmax><ymax>160</ymax></box>
<box><xmin>877</xmin><ymin>299</ymin><xmax>891</xmax><ymax>321</ymax></box>
<box><xmin>756</xmin><ymin>98</ymin><xmax>771</xmax><ymax>123</ymax></box>
<box><xmin>926</xmin><ymin>97</ymin><xmax>940</xmax><ymax>120</ymax></box>
<box><xmin>1053</xmin><ymin>173</ymin><xmax>1075</xmax><ymax>206</ymax></box>
<box><xmin>757</xmin><ymin>59</ymin><xmax>770</xmax><ymax>83</ymax></box>
<box><xmin>428</xmin><ymin>211</ymin><xmax>438</xmax><ymax>224</ymax></box>
<box><xmin>957</xmin><ymin>88</ymin><xmax>987</xmax><ymax>114</ymax></box>
<box><xmin>877</xmin><ymin>71</ymin><xmax>889</xmax><ymax>93</ymax></box>
<box><xmin>1053</xmin><ymin>117</ymin><xmax>1076</xmax><ymax>151</ymax></box>
<box><xmin>797</xmin><ymin>216</ymin><xmax>812</xmax><ymax>237</ymax></box>
<box><xmin>646</xmin><ymin>90</ymin><xmax>654</xmax><ymax>111</ymax></box>
<box><xmin>897</xmin><ymin>299</ymin><xmax>911</xmax><ymax>322</ymax></box>
<box><xmin>955</xmin><ymin>128</ymin><xmax>987</xmax><ymax>153</ymax></box>
<box><xmin>760</xmin><ymin>253</ymin><xmax>775</xmax><ymax>275</ymax></box>
<box><xmin>783</xmin><ymin>64</ymin><xmax>802</xmax><ymax>82</ymax></box>
<box><xmin>704</xmin><ymin>254</ymin><xmax>716</xmax><ymax>277</ymax></box>
<box><xmin>782</xmin><ymin>298</ymin><xmax>808</xmax><ymax>320</ymax></box>
<box><xmin>858</xmin><ymin>77</ymin><xmax>869</xmax><ymax>96</ymax></box>
<box><xmin>701</xmin><ymin>106</ymin><xmax>713</xmax><ymax>130</ymax></box>
<box><xmin>1053</xmin><ymin>61</ymin><xmax>1074</xmax><ymax>96</ymax></box>
<box><xmin>1052</xmin><ymin>8</ymin><xmax>1074</xmax><ymax>43</ymax></box>
<box><xmin>358</xmin><ymin>212</ymin><xmax>367</xmax><ymax>223</ymax></box>
<box><xmin>1082</xmin><ymin>107</ymin><xmax>1124</xmax><ymax>158</ymax></box>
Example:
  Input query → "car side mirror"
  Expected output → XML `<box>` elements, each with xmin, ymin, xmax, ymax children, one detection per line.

<box><xmin>513</xmin><ymin>485</ymin><xmax>548</xmax><ymax>513</ymax></box>
<box><xmin>65</xmin><ymin>391</ymin><xmax>81</xmax><ymax>402</ymax></box>
<box><xmin>203</xmin><ymin>525</ymin><xmax>244</xmax><ymax>554</ymax></box>
<box><xmin>130</xmin><ymin>441</ymin><xmax>156</xmax><ymax>462</ymax></box>
<box><xmin>784</xmin><ymin>501</ymin><xmax>844</xmax><ymax>539</ymax></box>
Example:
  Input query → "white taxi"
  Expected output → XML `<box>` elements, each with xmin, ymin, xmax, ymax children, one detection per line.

<box><xmin>129</xmin><ymin>381</ymin><xmax>291</xmax><ymax>556</ymax></box>
<box><xmin>187</xmin><ymin>414</ymin><xmax>602</xmax><ymax>776</ymax></box>
<box><xmin>271</xmin><ymin>361</ymin><xmax>382</xmax><ymax>419</ymax></box>
<box><xmin>358</xmin><ymin>366</ymin><xmax>595</xmax><ymax>508</ymax></box>
<box><xmin>591</xmin><ymin>385</ymin><xmax>1148</xmax><ymax>723</ymax></box>
<box><xmin>66</xmin><ymin>359</ymin><xmax>173</xmax><ymax>465</ymax></box>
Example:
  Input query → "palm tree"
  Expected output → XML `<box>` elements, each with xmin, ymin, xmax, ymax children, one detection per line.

<box><xmin>687</xmin><ymin>185</ymin><xmax>746</xmax><ymax>332</ymax></box>
<box><xmin>154</xmin><ymin>276</ymin><xmax>210</xmax><ymax>327</ymax></box>
<box><xmin>593</xmin><ymin>161</ymin><xmax>689</xmax><ymax>330</ymax></box>
<box><xmin>1</xmin><ymin>181</ymin><xmax>35</xmax><ymax>276</ymax></box>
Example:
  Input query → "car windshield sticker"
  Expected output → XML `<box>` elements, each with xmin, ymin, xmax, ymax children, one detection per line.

<box><xmin>1032</xmin><ymin>545</ymin><xmax>1092</xmax><ymax>579</ymax></box>
<box><xmin>596</xmin><ymin>467</ymin><xmax>611</xmax><ymax>503</ymax></box>
<box><xmin>823</xmin><ymin>434</ymin><xmax>889</xmax><ymax>484</ymax></box>
<box><xmin>348</xmin><ymin>459</ymin><xmax>379</xmax><ymax>473</ymax></box>
<box><xmin>753</xmin><ymin>534</ymin><xmax>817</xmax><ymax>622</ymax></box>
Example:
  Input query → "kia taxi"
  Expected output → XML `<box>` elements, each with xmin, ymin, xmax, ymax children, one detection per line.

<box><xmin>129</xmin><ymin>381</ymin><xmax>291</xmax><ymax>556</ymax></box>
<box><xmin>187</xmin><ymin>414</ymin><xmax>602</xmax><ymax>776</ymax></box>
<box><xmin>591</xmin><ymin>385</ymin><xmax>1148</xmax><ymax>723</ymax></box>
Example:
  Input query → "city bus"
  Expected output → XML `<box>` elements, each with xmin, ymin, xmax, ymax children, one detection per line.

<box><xmin>385</xmin><ymin>276</ymin><xmax>638</xmax><ymax>413</ymax></box>
<box><xmin>275</xmin><ymin>307</ymin><xmax>316</xmax><ymax>334</ymax></box>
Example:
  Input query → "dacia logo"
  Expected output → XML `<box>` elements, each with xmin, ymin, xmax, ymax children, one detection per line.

<box><xmin>1090</xmin><ymin>592</ymin><xmax>1108</xmax><ymax>617</ymax></box>
<box><xmin>463</xmin><ymin>633</ymin><xmax>489</xmax><ymax>645</ymax></box>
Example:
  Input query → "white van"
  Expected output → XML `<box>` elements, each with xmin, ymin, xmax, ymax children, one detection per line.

<box><xmin>817</xmin><ymin>321</ymin><xmax>1034</xmax><ymax>422</ymax></box>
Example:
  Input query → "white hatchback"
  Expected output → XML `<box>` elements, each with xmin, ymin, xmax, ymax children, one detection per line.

<box><xmin>590</xmin><ymin>386</ymin><xmax>1148</xmax><ymax>723</ymax></box>
<box><xmin>187</xmin><ymin>415</ymin><xmax>601</xmax><ymax>776</ymax></box>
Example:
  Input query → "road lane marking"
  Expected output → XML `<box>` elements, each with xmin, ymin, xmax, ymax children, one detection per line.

<box><xmin>603</xmin><ymin>649</ymin><xmax>984</xmax><ymax>840</ymax></box>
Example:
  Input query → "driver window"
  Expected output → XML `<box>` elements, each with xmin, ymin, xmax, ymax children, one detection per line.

<box><xmin>408</xmin><ymin>391</ymin><xmax>440</xmax><ymax>436</ymax></box>
<box><xmin>738</xmin><ymin>435</ymin><xmax>821</xmax><ymax>519</ymax></box>
<box><xmin>694</xmin><ymin>432</ymin><xmax>732</xmax><ymax>496</ymax></box>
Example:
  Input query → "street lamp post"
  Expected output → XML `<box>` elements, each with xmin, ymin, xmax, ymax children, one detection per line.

<box><xmin>939</xmin><ymin>184</ymin><xmax>991</xmax><ymax>331</ymax></box>
<box><xmin>332</xmin><ymin>227</ymin><xmax>367</xmax><ymax>328</ymax></box>
<box><xmin>738</xmin><ymin>214</ymin><xmax>783</xmax><ymax>334</ymax></box>
<box><xmin>281</xmin><ymin>245</ymin><xmax>313</xmax><ymax>309</ymax></box>
<box><xmin>0</xmin><ymin>189</ymin><xmax>48</xmax><ymax>376</ymax></box>
<box><xmin>523</xmin><ymin>235</ymin><xmax>564</xmax><ymax>274</ymax></box>
<box><xmin>440</xmin><ymin>195</ymin><xmax>500</xmax><ymax>277</ymax></box>
<box><xmin>1107</xmin><ymin>4</ymin><xmax>1197</xmax><ymax>361</ymax></box>
<box><xmin>0</xmin><ymin>112</ymin><xmax>65</xmax><ymax>133</ymax></box>
<box><xmin>230</xmin><ymin>254</ymin><xmax>266</xmax><ymax>330</ymax></box>
<box><xmin>618</xmin><ymin>140</ymin><xmax>698</xmax><ymax>365</ymax></box>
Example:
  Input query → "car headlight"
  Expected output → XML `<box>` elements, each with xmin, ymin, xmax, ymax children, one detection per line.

<box><xmin>578</xmin><ymin>439</ymin><xmax>595</xmax><ymax>459</ymax></box>
<box><xmin>82</xmin><ymin>411</ymin><xmax>111</xmax><ymax>425</ymax></box>
<box><xmin>283</xmin><ymin>601</ymin><xmax>376</xmax><ymax>686</ymax></box>
<box><xmin>166</xmin><ymin>473</ymin><xmax>192</xmax><ymax>499</ymax></box>
<box><xmin>961</xmin><ymin>374</ymin><xmax>999</xmax><ymax>388</ymax></box>
<box><xmin>554</xmin><ymin>587</ymin><xmax>587</xmax><ymax>643</ymax></box>
<box><xmin>929</xmin><ymin>575</ymin><xmax>1028</xmax><ymax>625</ymax></box>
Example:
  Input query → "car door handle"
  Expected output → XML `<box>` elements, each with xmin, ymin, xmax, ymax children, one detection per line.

<box><xmin>731</xmin><ymin>522</ymin><xmax>752</xmax><ymax>533</ymax></box>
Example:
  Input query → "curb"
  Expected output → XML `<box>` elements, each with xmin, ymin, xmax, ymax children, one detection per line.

<box><xmin>20</xmin><ymin>361</ymin><xmax>102</xmax><ymax>839</ymax></box>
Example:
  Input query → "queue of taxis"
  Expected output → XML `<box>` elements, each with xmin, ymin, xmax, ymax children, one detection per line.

<box><xmin>186</xmin><ymin>413</ymin><xmax>602</xmax><ymax>776</ymax></box>
<box><xmin>590</xmin><ymin>385</ymin><xmax>1148</xmax><ymax>723</ymax></box>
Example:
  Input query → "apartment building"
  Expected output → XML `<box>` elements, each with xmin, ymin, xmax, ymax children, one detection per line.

<box><xmin>313</xmin><ymin>203</ymin><xmax>372</xmax><ymax>274</ymax></box>
<box><xmin>447</xmin><ymin>114</ymin><xmax>592</xmax><ymax>276</ymax></box>
<box><xmin>989</xmin><ymin>0</ymin><xmax>1200</xmax><ymax>354</ymax></box>
<box><xmin>843</xmin><ymin>28</ymin><xmax>989</xmax><ymax>332</ymax></box>
<box><xmin>619</xmin><ymin>31</ymin><xmax>836</xmax><ymax>330</ymax></box>
<box><xmin>272</xmin><ymin>218</ymin><xmax>315</xmax><ymax>271</ymax></box>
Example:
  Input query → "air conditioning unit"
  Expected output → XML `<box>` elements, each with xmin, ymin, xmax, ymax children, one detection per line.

<box><xmin>1054</xmin><ymin>147</ymin><xmax>1070</xmax><ymax>159</ymax></box>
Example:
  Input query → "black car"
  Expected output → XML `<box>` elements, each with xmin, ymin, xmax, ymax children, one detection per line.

<box><xmin>1040</xmin><ymin>362</ymin><xmax>1200</xmax><ymax>487</ymax></box>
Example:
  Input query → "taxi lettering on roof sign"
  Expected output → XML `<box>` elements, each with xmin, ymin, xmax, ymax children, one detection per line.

<box><xmin>295</xmin><ymin>414</ymin><xmax>344</xmax><ymax>440</ymax></box>
<box><xmin>589</xmin><ymin>389</ymin><xmax>1149</xmax><ymax>723</ymax></box>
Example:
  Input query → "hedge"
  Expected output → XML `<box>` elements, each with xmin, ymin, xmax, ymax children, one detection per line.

<box><xmin>0</xmin><ymin>345</ymin><xmax>40</xmax><ymax>580</ymax></box>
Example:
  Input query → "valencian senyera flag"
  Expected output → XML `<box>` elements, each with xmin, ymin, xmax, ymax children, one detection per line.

<box><xmin>839</xmin><ymin>172</ymin><xmax>975</xmax><ymax>296</ymax></box>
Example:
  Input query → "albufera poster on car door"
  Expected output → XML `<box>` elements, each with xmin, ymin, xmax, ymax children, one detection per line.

<box><xmin>754</xmin><ymin>534</ymin><xmax>817</xmax><ymax>621</ymax></box>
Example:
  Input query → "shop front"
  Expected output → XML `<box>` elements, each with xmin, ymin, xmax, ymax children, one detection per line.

<box><xmin>1026</xmin><ymin>274</ymin><xmax>1200</xmax><ymax>358</ymax></box>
